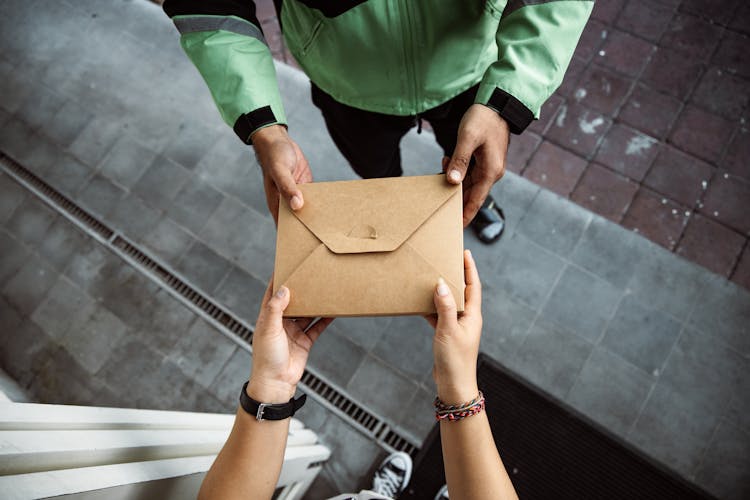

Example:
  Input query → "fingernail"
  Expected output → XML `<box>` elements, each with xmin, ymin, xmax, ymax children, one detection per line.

<box><xmin>437</xmin><ymin>278</ymin><xmax>450</xmax><ymax>297</ymax></box>
<box><xmin>466</xmin><ymin>249</ymin><xmax>473</xmax><ymax>260</ymax></box>
<box><xmin>290</xmin><ymin>195</ymin><xmax>303</xmax><ymax>210</ymax></box>
<box><xmin>449</xmin><ymin>170</ymin><xmax>462</xmax><ymax>182</ymax></box>
<box><xmin>275</xmin><ymin>286</ymin><xmax>287</xmax><ymax>298</ymax></box>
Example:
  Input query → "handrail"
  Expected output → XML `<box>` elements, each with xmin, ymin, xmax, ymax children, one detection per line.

<box><xmin>0</xmin><ymin>402</ymin><xmax>329</xmax><ymax>500</ymax></box>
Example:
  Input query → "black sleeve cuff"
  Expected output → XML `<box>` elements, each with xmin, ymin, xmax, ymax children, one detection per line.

<box><xmin>233</xmin><ymin>106</ymin><xmax>279</xmax><ymax>145</ymax></box>
<box><xmin>485</xmin><ymin>88</ymin><xmax>534</xmax><ymax>135</ymax></box>
<box><xmin>163</xmin><ymin>0</ymin><xmax>262</xmax><ymax>30</ymax></box>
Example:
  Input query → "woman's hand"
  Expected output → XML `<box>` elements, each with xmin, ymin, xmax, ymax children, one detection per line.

<box><xmin>426</xmin><ymin>251</ymin><xmax>519</xmax><ymax>500</ymax></box>
<box><xmin>426</xmin><ymin>250</ymin><xmax>483</xmax><ymax>404</ymax></box>
<box><xmin>199</xmin><ymin>280</ymin><xmax>332</xmax><ymax>500</ymax></box>
<box><xmin>247</xmin><ymin>280</ymin><xmax>333</xmax><ymax>403</ymax></box>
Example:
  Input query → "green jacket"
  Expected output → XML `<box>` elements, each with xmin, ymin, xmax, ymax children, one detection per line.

<box><xmin>164</xmin><ymin>0</ymin><xmax>592</xmax><ymax>142</ymax></box>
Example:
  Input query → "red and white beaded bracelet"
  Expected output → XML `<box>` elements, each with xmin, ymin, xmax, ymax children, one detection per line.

<box><xmin>434</xmin><ymin>391</ymin><xmax>485</xmax><ymax>422</ymax></box>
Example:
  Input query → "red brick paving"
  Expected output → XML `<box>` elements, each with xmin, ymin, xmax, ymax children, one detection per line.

<box><xmin>576</xmin><ymin>19</ymin><xmax>608</xmax><ymax>63</ymax></box>
<box><xmin>700</xmin><ymin>173</ymin><xmax>750</xmax><ymax>234</ymax></box>
<box><xmin>575</xmin><ymin>65</ymin><xmax>632</xmax><ymax>115</ymax></box>
<box><xmin>527</xmin><ymin>94</ymin><xmax>564</xmax><ymax>135</ymax></box>
<box><xmin>622</xmin><ymin>188</ymin><xmax>690</xmax><ymax>250</ymax></box>
<box><xmin>555</xmin><ymin>56</ymin><xmax>588</xmax><ymax>98</ymax></box>
<box><xmin>616</xmin><ymin>0</ymin><xmax>673</xmax><ymax>42</ymax></box>
<box><xmin>732</xmin><ymin>245</ymin><xmax>750</xmax><ymax>289</ymax></box>
<box><xmin>597</xmin><ymin>30</ymin><xmax>654</xmax><ymax>77</ymax></box>
<box><xmin>251</xmin><ymin>0</ymin><xmax>749</xmax><ymax>288</ymax></box>
<box><xmin>641</xmin><ymin>47</ymin><xmax>703</xmax><ymax>99</ymax></box>
<box><xmin>714</xmin><ymin>31</ymin><xmax>750</xmax><ymax>79</ymax></box>
<box><xmin>545</xmin><ymin>102</ymin><xmax>612</xmax><ymax>157</ymax></box>
<box><xmin>691</xmin><ymin>67</ymin><xmax>750</xmax><ymax>119</ymax></box>
<box><xmin>676</xmin><ymin>213</ymin><xmax>745</xmax><ymax>276</ymax></box>
<box><xmin>594</xmin><ymin>123</ymin><xmax>660</xmax><ymax>181</ymax></box>
<box><xmin>661</xmin><ymin>13</ymin><xmax>723</xmax><ymax>60</ymax></box>
<box><xmin>618</xmin><ymin>84</ymin><xmax>681</xmax><ymax>139</ymax></box>
<box><xmin>670</xmin><ymin>105</ymin><xmax>736</xmax><ymax>164</ymax></box>
<box><xmin>506</xmin><ymin>132</ymin><xmax>542</xmax><ymax>175</ymax></box>
<box><xmin>254</xmin><ymin>0</ymin><xmax>276</xmax><ymax>19</ymax></box>
<box><xmin>643</xmin><ymin>146</ymin><xmax>713</xmax><ymax>207</ymax></box>
<box><xmin>591</xmin><ymin>0</ymin><xmax>627</xmax><ymax>23</ymax></box>
<box><xmin>680</xmin><ymin>0</ymin><xmax>742</xmax><ymax>26</ymax></box>
<box><xmin>523</xmin><ymin>141</ymin><xmax>587</xmax><ymax>197</ymax></box>
<box><xmin>723</xmin><ymin>126</ymin><xmax>750</xmax><ymax>180</ymax></box>
<box><xmin>729</xmin><ymin>4</ymin><xmax>750</xmax><ymax>36</ymax></box>
<box><xmin>571</xmin><ymin>163</ymin><xmax>638</xmax><ymax>222</ymax></box>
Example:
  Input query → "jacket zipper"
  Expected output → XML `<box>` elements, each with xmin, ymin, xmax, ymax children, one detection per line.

<box><xmin>399</xmin><ymin>0</ymin><xmax>419</xmax><ymax>113</ymax></box>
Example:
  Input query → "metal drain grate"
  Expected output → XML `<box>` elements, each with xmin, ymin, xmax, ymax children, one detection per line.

<box><xmin>2</xmin><ymin>155</ymin><xmax>113</xmax><ymax>240</ymax></box>
<box><xmin>300</xmin><ymin>370</ymin><xmax>418</xmax><ymax>456</ymax></box>
<box><xmin>0</xmin><ymin>151</ymin><xmax>421</xmax><ymax>455</ymax></box>
<box><xmin>0</xmin><ymin>152</ymin><xmax>254</xmax><ymax>343</ymax></box>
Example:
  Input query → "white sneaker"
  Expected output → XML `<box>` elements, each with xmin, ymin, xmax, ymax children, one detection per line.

<box><xmin>371</xmin><ymin>451</ymin><xmax>413</xmax><ymax>498</ymax></box>
<box><xmin>434</xmin><ymin>484</ymin><xmax>449</xmax><ymax>500</ymax></box>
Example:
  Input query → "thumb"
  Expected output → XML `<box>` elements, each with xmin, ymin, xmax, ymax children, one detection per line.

<box><xmin>270</xmin><ymin>161</ymin><xmax>304</xmax><ymax>211</ymax></box>
<box><xmin>259</xmin><ymin>286</ymin><xmax>291</xmax><ymax>331</ymax></box>
<box><xmin>445</xmin><ymin>130</ymin><xmax>477</xmax><ymax>185</ymax></box>
<box><xmin>434</xmin><ymin>278</ymin><xmax>458</xmax><ymax>331</ymax></box>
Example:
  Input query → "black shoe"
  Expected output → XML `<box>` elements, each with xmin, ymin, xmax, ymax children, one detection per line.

<box><xmin>471</xmin><ymin>196</ymin><xmax>505</xmax><ymax>244</ymax></box>
<box><xmin>371</xmin><ymin>451</ymin><xmax>413</xmax><ymax>498</ymax></box>
<box><xmin>434</xmin><ymin>484</ymin><xmax>449</xmax><ymax>499</ymax></box>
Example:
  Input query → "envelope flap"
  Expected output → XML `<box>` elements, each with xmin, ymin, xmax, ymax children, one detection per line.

<box><xmin>292</xmin><ymin>175</ymin><xmax>460</xmax><ymax>254</ymax></box>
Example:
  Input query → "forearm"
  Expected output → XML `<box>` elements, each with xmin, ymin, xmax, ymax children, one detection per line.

<box><xmin>436</xmin><ymin>379</ymin><xmax>517</xmax><ymax>500</ymax></box>
<box><xmin>198</xmin><ymin>383</ymin><xmax>294</xmax><ymax>500</ymax></box>
<box><xmin>431</xmin><ymin>252</ymin><xmax>516</xmax><ymax>498</ymax></box>
<box><xmin>163</xmin><ymin>0</ymin><xmax>287</xmax><ymax>144</ymax></box>
<box><xmin>197</xmin><ymin>283</ymin><xmax>327</xmax><ymax>499</ymax></box>
<box><xmin>440</xmin><ymin>412</ymin><xmax>517</xmax><ymax>500</ymax></box>
<box><xmin>475</xmin><ymin>0</ymin><xmax>593</xmax><ymax>133</ymax></box>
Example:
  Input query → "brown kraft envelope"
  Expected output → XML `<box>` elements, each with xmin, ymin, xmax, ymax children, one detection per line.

<box><xmin>274</xmin><ymin>174</ymin><xmax>465</xmax><ymax>317</ymax></box>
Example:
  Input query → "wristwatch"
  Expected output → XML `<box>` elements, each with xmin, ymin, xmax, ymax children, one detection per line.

<box><xmin>239</xmin><ymin>381</ymin><xmax>307</xmax><ymax>421</ymax></box>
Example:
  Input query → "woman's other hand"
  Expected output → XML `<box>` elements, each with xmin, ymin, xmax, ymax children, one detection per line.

<box><xmin>247</xmin><ymin>280</ymin><xmax>333</xmax><ymax>403</ymax></box>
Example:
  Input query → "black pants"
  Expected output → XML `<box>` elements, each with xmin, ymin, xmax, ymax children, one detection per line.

<box><xmin>311</xmin><ymin>83</ymin><xmax>479</xmax><ymax>179</ymax></box>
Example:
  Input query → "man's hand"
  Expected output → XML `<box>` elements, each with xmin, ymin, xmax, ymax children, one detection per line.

<box><xmin>443</xmin><ymin>104</ymin><xmax>510</xmax><ymax>227</ymax></box>
<box><xmin>247</xmin><ymin>280</ymin><xmax>333</xmax><ymax>403</ymax></box>
<box><xmin>252</xmin><ymin>125</ymin><xmax>313</xmax><ymax>224</ymax></box>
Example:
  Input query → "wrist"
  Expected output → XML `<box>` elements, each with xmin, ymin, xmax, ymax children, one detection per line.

<box><xmin>436</xmin><ymin>380</ymin><xmax>479</xmax><ymax>406</ymax></box>
<box><xmin>246</xmin><ymin>377</ymin><xmax>296</xmax><ymax>404</ymax></box>
<box><xmin>251</xmin><ymin>124</ymin><xmax>288</xmax><ymax>148</ymax></box>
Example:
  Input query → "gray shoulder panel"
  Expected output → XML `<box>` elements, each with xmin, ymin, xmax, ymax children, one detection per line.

<box><xmin>174</xmin><ymin>15</ymin><xmax>267</xmax><ymax>46</ymax></box>
<box><xmin>502</xmin><ymin>0</ymin><xmax>594</xmax><ymax>19</ymax></box>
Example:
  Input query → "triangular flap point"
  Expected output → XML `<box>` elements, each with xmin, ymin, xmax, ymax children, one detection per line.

<box><xmin>291</xmin><ymin>175</ymin><xmax>460</xmax><ymax>254</ymax></box>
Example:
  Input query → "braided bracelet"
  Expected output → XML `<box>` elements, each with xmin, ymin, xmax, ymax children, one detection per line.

<box><xmin>434</xmin><ymin>391</ymin><xmax>485</xmax><ymax>421</ymax></box>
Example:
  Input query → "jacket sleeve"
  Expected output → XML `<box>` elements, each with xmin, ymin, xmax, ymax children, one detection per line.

<box><xmin>163</xmin><ymin>0</ymin><xmax>286</xmax><ymax>144</ymax></box>
<box><xmin>475</xmin><ymin>0</ymin><xmax>593</xmax><ymax>134</ymax></box>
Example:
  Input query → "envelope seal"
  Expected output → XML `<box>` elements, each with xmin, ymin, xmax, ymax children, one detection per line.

<box><xmin>348</xmin><ymin>224</ymin><xmax>378</xmax><ymax>240</ymax></box>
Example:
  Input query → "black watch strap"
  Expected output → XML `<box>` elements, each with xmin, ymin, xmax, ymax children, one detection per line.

<box><xmin>239</xmin><ymin>381</ymin><xmax>306</xmax><ymax>421</ymax></box>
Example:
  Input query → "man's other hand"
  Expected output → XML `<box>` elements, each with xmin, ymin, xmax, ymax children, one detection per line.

<box><xmin>252</xmin><ymin>125</ymin><xmax>313</xmax><ymax>224</ymax></box>
<box><xmin>443</xmin><ymin>104</ymin><xmax>509</xmax><ymax>227</ymax></box>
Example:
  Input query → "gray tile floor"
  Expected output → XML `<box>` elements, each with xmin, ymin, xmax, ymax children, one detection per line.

<box><xmin>0</xmin><ymin>0</ymin><xmax>748</xmax><ymax>497</ymax></box>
